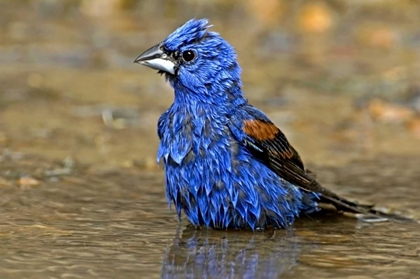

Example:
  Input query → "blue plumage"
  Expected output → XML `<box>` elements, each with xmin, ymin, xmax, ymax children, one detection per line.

<box><xmin>134</xmin><ymin>19</ymin><xmax>394</xmax><ymax>231</ymax></box>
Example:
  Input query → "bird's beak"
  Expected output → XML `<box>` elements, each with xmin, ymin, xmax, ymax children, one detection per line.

<box><xmin>134</xmin><ymin>43</ymin><xmax>176</xmax><ymax>75</ymax></box>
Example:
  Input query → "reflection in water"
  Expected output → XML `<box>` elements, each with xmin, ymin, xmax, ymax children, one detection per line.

<box><xmin>161</xmin><ymin>226</ymin><xmax>301</xmax><ymax>278</ymax></box>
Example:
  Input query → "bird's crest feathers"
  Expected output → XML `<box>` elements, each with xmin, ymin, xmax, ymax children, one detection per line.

<box><xmin>164</xmin><ymin>18</ymin><xmax>214</xmax><ymax>51</ymax></box>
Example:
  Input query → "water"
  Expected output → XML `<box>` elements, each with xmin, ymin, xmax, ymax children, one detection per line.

<box><xmin>0</xmin><ymin>1</ymin><xmax>419</xmax><ymax>278</ymax></box>
<box><xmin>0</xmin><ymin>154</ymin><xmax>418</xmax><ymax>278</ymax></box>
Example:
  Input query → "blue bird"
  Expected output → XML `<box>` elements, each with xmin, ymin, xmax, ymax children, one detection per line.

<box><xmin>135</xmin><ymin>19</ymin><xmax>402</xmax><ymax>230</ymax></box>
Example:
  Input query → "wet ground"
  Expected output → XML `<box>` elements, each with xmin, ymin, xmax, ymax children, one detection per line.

<box><xmin>0</xmin><ymin>1</ymin><xmax>419</xmax><ymax>278</ymax></box>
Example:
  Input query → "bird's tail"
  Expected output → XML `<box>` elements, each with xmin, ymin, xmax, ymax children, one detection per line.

<box><xmin>312</xmin><ymin>181</ymin><xmax>413</xmax><ymax>222</ymax></box>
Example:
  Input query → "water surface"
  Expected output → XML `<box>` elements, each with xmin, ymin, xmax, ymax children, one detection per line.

<box><xmin>0</xmin><ymin>154</ymin><xmax>419</xmax><ymax>278</ymax></box>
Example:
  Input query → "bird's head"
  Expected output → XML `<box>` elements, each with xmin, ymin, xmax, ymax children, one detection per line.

<box><xmin>135</xmin><ymin>19</ymin><xmax>243</xmax><ymax>105</ymax></box>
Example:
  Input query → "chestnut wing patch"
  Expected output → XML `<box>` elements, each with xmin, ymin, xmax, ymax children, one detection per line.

<box><xmin>243</xmin><ymin>120</ymin><xmax>278</xmax><ymax>141</ymax></box>
<box><xmin>242</xmin><ymin>119</ymin><xmax>303</xmax><ymax>168</ymax></box>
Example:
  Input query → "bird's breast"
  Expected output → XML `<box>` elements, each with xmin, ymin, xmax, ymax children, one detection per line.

<box><xmin>157</xmin><ymin>109</ymin><xmax>238</xmax><ymax>168</ymax></box>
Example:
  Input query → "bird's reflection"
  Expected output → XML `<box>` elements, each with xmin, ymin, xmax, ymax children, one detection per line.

<box><xmin>161</xmin><ymin>225</ymin><xmax>301</xmax><ymax>278</ymax></box>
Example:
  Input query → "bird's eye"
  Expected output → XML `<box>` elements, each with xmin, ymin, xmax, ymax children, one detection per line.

<box><xmin>182</xmin><ymin>50</ymin><xmax>196</xmax><ymax>62</ymax></box>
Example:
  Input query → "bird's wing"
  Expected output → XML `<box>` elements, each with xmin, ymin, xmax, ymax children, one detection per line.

<box><xmin>229</xmin><ymin>113</ymin><xmax>331</xmax><ymax>197</ymax></box>
<box><xmin>228</xmin><ymin>106</ymin><xmax>410</xmax><ymax>221</ymax></box>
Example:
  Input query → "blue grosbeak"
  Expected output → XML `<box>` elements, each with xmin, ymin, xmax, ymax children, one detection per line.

<box><xmin>135</xmin><ymin>19</ymin><xmax>399</xmax><ymax>230</ymax></box>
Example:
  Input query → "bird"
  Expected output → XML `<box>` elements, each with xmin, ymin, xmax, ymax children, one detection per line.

<box><xmin>134</xmin><ymin>18</ymin><xmax>405</xmax><ymax>231</ymax></box>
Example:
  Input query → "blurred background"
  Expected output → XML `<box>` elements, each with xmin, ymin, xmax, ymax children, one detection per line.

<box><xmin>1</xmin><ymin>0</ymin><xmax>419</xmax><ymax>168</ymax></box>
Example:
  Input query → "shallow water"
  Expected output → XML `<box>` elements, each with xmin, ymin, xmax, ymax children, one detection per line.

<box><xmin>0</xmin><ymin>1</ymin><xmax>420</xmax><ymax>278</ymax></box>
<box><xmin>0</xmin><ymin>154</ymin><xmax>419</xmax><ymax>279</ymax></box>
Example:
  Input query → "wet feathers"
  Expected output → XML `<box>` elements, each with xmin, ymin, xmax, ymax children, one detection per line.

<box><xmin>136</xmin><ymin>19</ymin><xmax>397</xmax><ymax>230</ymax></box>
